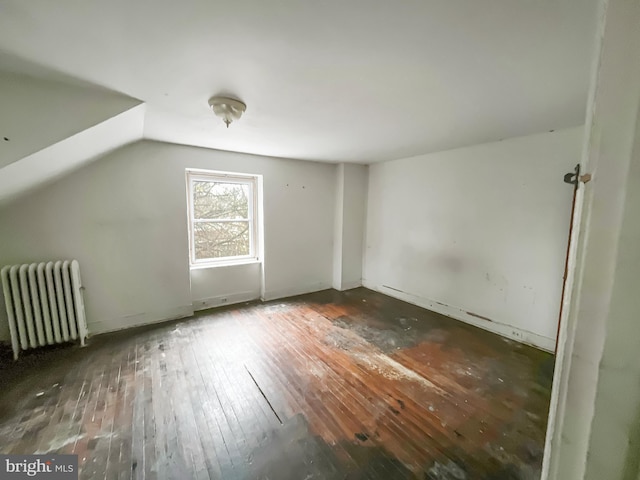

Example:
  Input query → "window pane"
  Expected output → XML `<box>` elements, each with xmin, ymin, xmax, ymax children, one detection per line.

<box><xmin>193</xmin><ymin>181</ymin><xmax>249</xmax><ymax>220</ymax></box>
<box><xmin>194</xmin><ymin>222</ymin><xmax>250</xmax><ymax>260</ymax></box>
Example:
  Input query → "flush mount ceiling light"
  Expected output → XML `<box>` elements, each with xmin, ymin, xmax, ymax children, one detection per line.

<box><xmin>208</xmin><ymin>96</ymin><xmax>247</xmax><ymax>128</ymax></box>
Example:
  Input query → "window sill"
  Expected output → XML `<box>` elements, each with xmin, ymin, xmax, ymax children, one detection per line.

<box><xmin>190</xmin><ymin>258</ymin><xmax>262</xmax><ymax>270</ymax></box>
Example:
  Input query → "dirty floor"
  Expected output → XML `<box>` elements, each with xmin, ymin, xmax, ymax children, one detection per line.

<box><xmin>0</xmin><ymin>288</ymin><xmax>553</xmax><ymax>479</ymax></box>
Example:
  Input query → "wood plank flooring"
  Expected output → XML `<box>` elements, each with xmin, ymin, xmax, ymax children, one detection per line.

<box><xmin>0</xmin><ymin>288</ymin><xmax>553</xmax><ymax>479</ymax></box>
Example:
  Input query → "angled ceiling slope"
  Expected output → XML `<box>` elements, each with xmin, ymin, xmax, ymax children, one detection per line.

<box><xmin>0</xmin><ymin>103</ymin><xmax>145</xmax><ymax>206</ymax></box>
<box><xmin>0</xmin><ymin>68</ymin><xmax>141</xmax><ymax>169</ymax></box>
<box><xmin>0</xmin><ymin>58</ymin><xmax>144</xmax><ymax>205</ymax></box>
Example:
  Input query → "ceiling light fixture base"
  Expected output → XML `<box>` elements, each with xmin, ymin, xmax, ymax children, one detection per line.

<box><xmin>208</xmin><ymin>96</ymin><xmax>247</xmax><ymax>128</ymax></box>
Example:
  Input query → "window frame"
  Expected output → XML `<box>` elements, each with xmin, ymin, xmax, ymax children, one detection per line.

<box><xmin>186</xmin><ymin>169</ymin><xmax>260</xmax><ymax>268</ymax></box>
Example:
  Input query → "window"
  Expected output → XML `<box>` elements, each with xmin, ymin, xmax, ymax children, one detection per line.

<box><xmin>186</xmin><ymin>170</ymin><xmax>259</xmax><ymax>266</ymax></box>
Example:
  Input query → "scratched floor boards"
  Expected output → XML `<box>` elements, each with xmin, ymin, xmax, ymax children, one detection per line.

<box><xmin>0</xmin><ymin>288</ymin><xmax>553</xmax><ymax>479</ymax></box>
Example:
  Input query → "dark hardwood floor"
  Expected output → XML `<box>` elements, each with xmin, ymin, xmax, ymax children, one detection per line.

<box><xmin>0</xmin><ymin>288</ymin><xmax>553</xmax><ymax>479</ymax></box>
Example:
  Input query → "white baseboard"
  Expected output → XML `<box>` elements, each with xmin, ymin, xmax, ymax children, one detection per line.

<box><xmin>88</xmin><ymin>305</ymin><xmax>194</xmax><ymax>335</ymax></box>
<box><xmin>365</xmin><ymin>282</ymin><xmax>555</xmax><ymax>353</ymax></box>
<box><xmin>263</xmin><ymin>282</ymin><xmax>332</xmax><ymax>302</ymax></box>
<box><xmin>192</xmin><ymin>290</ymin><xmax>260</xmax><ymax>311</ymax></box>
<box><xmin>336</xmin><ymin>279</ymin><xmax>363</xmax><ymax>291</ymax></box>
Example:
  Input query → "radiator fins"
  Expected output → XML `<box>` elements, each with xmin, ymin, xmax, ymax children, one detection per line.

<box><xmin>1</xmin><ymin>260</ymin><xmax>88</xmax><ymax>360</ymax></box>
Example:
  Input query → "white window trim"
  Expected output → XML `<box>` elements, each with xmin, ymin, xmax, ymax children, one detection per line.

<box><xmin>186</xmin><ymin>169</ymin><xmax>260</xmax><ymax>268</ymax></box>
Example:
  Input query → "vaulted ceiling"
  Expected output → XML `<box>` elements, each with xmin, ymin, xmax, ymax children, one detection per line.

<box><xmin>0</xmin><ymin>0</ymin><xmax>599</xmax><ymax>163</ymax></box>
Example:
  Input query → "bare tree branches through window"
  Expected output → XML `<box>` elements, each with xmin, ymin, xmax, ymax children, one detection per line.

<box><xmin>187</xmin><ymin>171</ymin><xmax>259</xmax><ymax>265</ymax></box>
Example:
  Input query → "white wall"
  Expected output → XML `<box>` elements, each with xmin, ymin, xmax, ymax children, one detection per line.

<box><xmin>333</xmin><ymin>163</ymin><xmax>368</xmax><ymax>290</ymax></box>
<box><xmin>364</xmin><ymin>127</ymin><xmax>584</xmax><ymax>350</ymax></box>
<box><xmin>333</xmin><ymin>165</ymin><xmax>346</xmax><ymax>289</ymax></box>
<box><xmin>585</xmin><ymin>99</ymin><xmax>640</xmax><ymax>480</ymax></box>
<box><xmin>544</xmin><ymin>0</ymin><xmax>640</xmax><ymax>477</ymax></box>
<box><xmin>0</xmin><ymin>140</ymin><xmax>336</xmax><ymax>341</ymax></box>
<box><xmin>341</xmin><ymin>164</ymin><xmax>368</xmax><ymax>289</ymax></box>
<box><xmin>190</xmin><ymin>263</ymin><xmax>261</xmax><ymax>310</ymax></box>
<box><xmin>0</xmin><ymin>72</ymin><xmax>139</xmax><ymax>169</ymax></box>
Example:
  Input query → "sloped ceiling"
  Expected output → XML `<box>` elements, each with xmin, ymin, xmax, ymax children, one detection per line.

<box><xmin>0</xmin><ymin>104</ymin><xmax>145</xmax><ymax>206</ymax></box>
<box><xmin>0</xmin><ymin>67</ymin><xmax>141</xmax><ymax>169</ymax></box>
<box><xmin>0</xmin><ymin>0</ymin><xmax>599</xmax><ymax>163</ymax></box>
<box><xmin>0</xmin><ymin>55</ymin><xmax>144</xmax><ymax>205</ymax></box>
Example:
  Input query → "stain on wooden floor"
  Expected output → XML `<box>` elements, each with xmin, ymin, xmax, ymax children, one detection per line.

<box><xmin>0</xmin><ymin>288</ymin><xmax>553</xmax><ymax>479</ymax></box>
